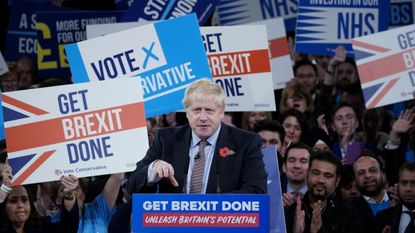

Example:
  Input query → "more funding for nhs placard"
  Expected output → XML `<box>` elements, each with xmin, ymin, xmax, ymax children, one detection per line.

<box><xmin>1</xmin><ymin>79</ymin><xmax>148</xmax><ymax>185</ymax></box>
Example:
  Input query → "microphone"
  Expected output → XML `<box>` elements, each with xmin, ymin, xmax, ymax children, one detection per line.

<box><xmin>195</xmin><ymin>153</ymin><xmax>201</xmax><ymax>160</ymax></box>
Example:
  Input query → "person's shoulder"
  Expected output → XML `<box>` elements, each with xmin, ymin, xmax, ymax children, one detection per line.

<box><xmin>375</xmin><ymin>205</ymin><xmax>398</xmax><ymax>218</ymax></box>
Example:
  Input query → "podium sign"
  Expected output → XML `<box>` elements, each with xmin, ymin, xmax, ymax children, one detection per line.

<box><xmin>132</xmin><ymin>194</ymin><xmax>269</xmax><ymax>233</ymax></box>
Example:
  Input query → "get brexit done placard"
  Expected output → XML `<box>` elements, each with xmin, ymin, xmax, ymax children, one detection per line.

<box><xmin>2</xmin><ymin>79</ymin><xmax>148</xmax><ymax>185</ymax></box>
<box><xmin>202</xmin><ymin>25</ymin><xmax>276</xmax><ymax>111</ymax></box>
<box><xmin>65</xmin><ymin>14</ymin><xmax>212</xmax><ymax>118</ymax></box>
<box><xmin>352</xmin><ymin>24</ymin><xmax>415</xmax><ymax>108</ymax></box>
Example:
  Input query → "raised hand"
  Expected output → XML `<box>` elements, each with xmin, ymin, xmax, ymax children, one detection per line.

<box><xmin>293</xmin><ymin>196</ymin><xmax>305</xmax><ymax>233</ymax></box>
<box><xmin>60</xmin><ymin>174</ymin><xmax>79</xmax><ymax>198</ymax></box>
<box><xmin>310</xmin><ymin>200</ymin><xmax>323</xmax><ymax>233</ymax></box>
<box><xmin>1</xmin><ymin>164</ymin><xmax>13</xmax><ymax>187</ymax></box>
<box><xmin>282</xmin><ymin>192</ymin><xmax>296</xmax><ymax>207</ymax></box>
<box><xmin>391</xmin><ymin>109</ymin><xmax>415</xmax><ymax>137</ymax></box>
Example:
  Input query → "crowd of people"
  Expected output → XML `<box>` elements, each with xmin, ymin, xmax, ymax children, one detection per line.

<box><xmin>1</xmin><ymin>1</ymin><xmax>415</xmax><ymax>233</ymax></box>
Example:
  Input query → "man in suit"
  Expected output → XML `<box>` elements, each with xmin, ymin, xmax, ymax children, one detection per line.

<box><xmin>350</xmin><ymin>152</ymin><xmax>392</xmax><ymax>233</ymax></box>
<box><xmin>285</xmin><ymin>150</ymin><xmax>365</xmax><ymax>233</ymax></box>
<box><xmin>281</xmin><ymin>143</ymin><xmax>311</xmax><ymax>208</ymax></box>
<box><xmin>127</xmin><ymin>79</ymin><xmax>267</xmax><ymax>194</ymax></box>
<box><xmin>374</xmin><ymin>161</ymin><xmax>415</xmax><ymax>233</ymax></box>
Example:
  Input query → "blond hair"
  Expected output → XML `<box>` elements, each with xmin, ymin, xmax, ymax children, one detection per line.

<box><xmin>182</xmin><ymin>78</ymin><xmax>225</xmax><ymax>110</ymax></box>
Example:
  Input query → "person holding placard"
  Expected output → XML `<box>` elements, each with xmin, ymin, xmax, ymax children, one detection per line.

<box><xmin>128</xmin><ymin>78</ymin><xmax>267</xmax><ymax>194</ymax></box>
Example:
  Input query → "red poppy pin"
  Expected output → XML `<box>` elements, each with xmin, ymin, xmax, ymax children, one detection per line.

<box><xmin>219</xmin><ymin>147</ymin><xmax>235</xmax><ymax>158</ymax></box>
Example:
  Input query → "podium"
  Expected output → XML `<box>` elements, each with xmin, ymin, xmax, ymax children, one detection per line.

<box><xmin>132</xmin><ymin>194</ymin><xmax>269</xmax><ymax>233</ymax></box>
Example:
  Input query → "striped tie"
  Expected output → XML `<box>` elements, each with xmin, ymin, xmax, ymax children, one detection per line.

<box><xmin>189</xmin><ymin>139</ymin><xmax>207</xmax><ymax>193</ymax></box>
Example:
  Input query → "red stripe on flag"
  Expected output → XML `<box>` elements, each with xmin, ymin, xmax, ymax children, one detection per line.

<box><xmin>6</xmin><ymin>102</ymin><xmax>146</xmax><ymax>153</ymax></box>
<box><xmin>367</xmin><ymin>78</ymin><xmax>399</xmax><ymax>109</ymax></box>
<box><xmin>352</xmin><ymin>40</ymin><xmax>390</xmax><ymax>53</ymax></box>
<box><xmin>269</xmin><ymin>37</ymin><xmax>289</xmax><ymax>58</ymax></box>
<box><xmin>2</xmin><ymin>95</ymin><xmax>49</xmax><ymax>115</ymax></box>
<box><xmin>208</xmin><ymin>49</ymin><xmax>271</xmax><ymax>78</ymax></box>
<box><xmin>358</xmin><ymin>48</ymin><xmax>415</xmax><ymax>84</ymax></box>
<box><xmin>12</xmin><ymin>150</ymin><xmax>56</xmax><ymax>186</ymax></box>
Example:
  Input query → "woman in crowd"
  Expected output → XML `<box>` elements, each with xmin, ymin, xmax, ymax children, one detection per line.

<box><xmin>279</xmin><ymin>109</ymin><xmax>309</xmax><ymax>155</ymax></box>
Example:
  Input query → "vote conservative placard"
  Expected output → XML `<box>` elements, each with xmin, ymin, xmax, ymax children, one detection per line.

<box><xmin>132</xmin><ymin>194</ymin><xmax>269</xmax><ymax>233</ymax></box>
<box><xmin>65</xmin><ymin>13</ymin><xmax>212</xmax><ymax>118</ymax></box>
<box><xmin>295</xmin><ymin>0</ymin><xmax>390</xmax><ymax>57</ymax></box>
<box><xmin>2</xmin><ymin>79</ymin><xmax>148</xmax><ymax>185</ymax></box>
<box><xmin>202</xmin><ymin>25</ymin><xmax>276</xmax><ymax>111</ymax></box>
<box><xmin>36</xmin><ymin>11</ymin><xmax>124</xmax><ymax>79</ymax></box>
<box><xmin>352</xmin><ymin>24</ymin><xmax>415</xmax><ymax>109</ymax></box>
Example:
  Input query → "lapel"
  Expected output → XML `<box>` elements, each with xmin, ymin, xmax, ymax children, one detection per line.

<box><xmin>391</xmin><ymin>204</ymin><xmax>402</xmax><ymax>233</ymax></box>
<box><xmin>172</xmin><ymin>125</ymin><xmax>191</xmax><ymax>192</ymax></box>
<box><xmin>206</xmin><ymin>124</ymin><xmax>236</xmax><ymax>193</ymax></box>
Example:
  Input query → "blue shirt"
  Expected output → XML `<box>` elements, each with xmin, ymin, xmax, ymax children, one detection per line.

<box><xmin>78</xmin><ymin>193</ymin><xmax>114</xmax><ymax>233</ymax></box>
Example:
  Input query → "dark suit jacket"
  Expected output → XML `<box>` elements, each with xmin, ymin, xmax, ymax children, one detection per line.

<box><xmin>285</xmin><ymin>193</ymin><xmax>365</xmax><ymax>233</ymax></box>
<box><xmin>349</xmin><ymin>195</ymin><xmax>395</xmax><ymax>233</ymax></box>
<box><xmin>127</xmin><ymin>123</ymin><xmax>267</xmax><ymax>194</ymax></box>
<box><xmin>373</xmin><ymin>204</ymin><xmax>403</xmax><ymax>233</ymax></box>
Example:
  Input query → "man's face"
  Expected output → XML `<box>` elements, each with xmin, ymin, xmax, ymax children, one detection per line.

<box><xmin>340</xmin><ymin>181</ymin><xmax>361</xmax><ymax>201</ymax></box>
<box><xmin>336</xmin><ymin>62</ymin><xmax>357</xmax><ymax>87</ymax></box>
<box><xmin>398</xmin><ymin>169</ymin><xmax>415</xmax><ymax>208</ymax></box>
<box><xmin>353</xmin><ymin>156</ymin><xmax>385</xmax><ymax>197</ymax></box>
<box><xmin>258</xmin><ymin>130</ymin><xmax>282</xmax><ymax>152</ymax></box>
<box><xmin>296</xmin><ymin>64</ymin><xmax>318</xmax><ymax>93</ymax></box>
<box><xmin>332</xmin><ymin>106</ymin><xmax>359</xmax><ymax>137</ymax></box>
<box><xmin>284</xmin><ymin>148</ymin><xmax>310</xmax><ymax>185</ymax></box>
<box><xmin>307</xmin><ymin>160</ymin><xmax>339</xmax><ymax>201</ymax></box>
<box><xmin>186</xmin><ymin>97</ymin><xmax>224</xmax><ymax>139</ymax></box>
<box><xmin>18</xmin><ymin>61</ymin><xmax>35</xmax><ymax>89</ymax></box>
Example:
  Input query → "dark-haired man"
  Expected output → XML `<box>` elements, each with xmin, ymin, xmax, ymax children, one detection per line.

<box><xmin>351</xmin><ymin>153</ymin><xmax>392</xmax><ymax>233</ymax></box>
<box><xmin>374</xmin><ymin>162</ymin><xmax>415</xmax><ymax>233</ymax></box>
<box><xmin>285</xmin><ymin>151</ymin><xmax>364</xmax><ymax>233</ymax></box>
<box><xmin>281</xmin><ymin>143</ymin><xmax>310</xmax><ymax>207</ymax></box>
